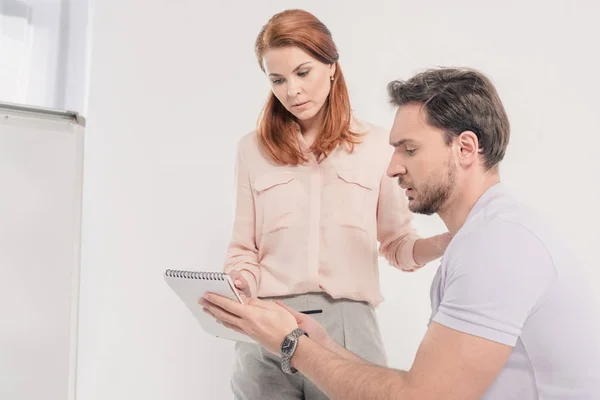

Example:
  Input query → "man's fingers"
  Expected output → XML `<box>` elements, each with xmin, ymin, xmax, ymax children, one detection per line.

<box><xmin>202</xmin><ymin>306</ymin><xmax>216</xmax><ymax>319</ymax></box>
<box><xmin>221</xmin><ymin>320</ymin><xmax>245</xmax><ymax>335</ymax></box>
<box><xmin>201</xmin><ymin>299</ymin><xmax>244</xmax><ymax>328</ymax></box>
<box><xmin>202</xmin><ymin>306</ymin><xmax>246</xmax><ymax>334</ymax></box>
<box><xmin>204</xmin><ymin>293</ymin><xmax>247</xmax><ymax>316</ymax></box>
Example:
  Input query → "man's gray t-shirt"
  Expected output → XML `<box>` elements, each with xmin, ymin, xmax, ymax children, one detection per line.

<box><xmin>430</xmin><ymin>183</ymin><xmax>600</xmax><ymax>399</ymax></box>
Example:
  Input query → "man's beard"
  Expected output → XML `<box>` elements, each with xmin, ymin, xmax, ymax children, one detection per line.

<box><xmin>408</xmin><ymin>161</ymin><xmax>456</xmax><ymax>215</ymax></box>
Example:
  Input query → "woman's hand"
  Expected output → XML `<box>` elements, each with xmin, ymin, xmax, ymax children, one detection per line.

<box><xmin>228</xmin><ymin>270</ymin><xmax>252</xmax><ymax>299</ymax></box>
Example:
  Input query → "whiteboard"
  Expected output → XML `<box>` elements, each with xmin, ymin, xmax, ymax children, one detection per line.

<box><xmin>0</xmin><ymin>102</ymin><xmax>84</xmax><ymax>400</ymax></box>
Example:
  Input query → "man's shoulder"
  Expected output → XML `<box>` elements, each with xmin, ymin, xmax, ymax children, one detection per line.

<box><xmin>441</xmin><ymin>214</ymin><xmax>558</xmax><ymax>305</ymax></box>
<box><xmin>456</xmin><ymin>189</ymin><xmax>548</xmax><ymax>247</ymax></box>
<box><xmin>446</xmin><ymin>203</ymin><xmax>554</xmax><ymax>272</ymax></box>
<box><xmin>452</xmin><ymin>216</ymin><xmax>543</xmax><ymax>250</ymax></box>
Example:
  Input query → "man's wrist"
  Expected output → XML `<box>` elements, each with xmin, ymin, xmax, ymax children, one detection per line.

<box><xmin>290</xmin><ymin>334</ymin><xmax>310</xmax><ymax>370</ymax></box>
<box><xmin>322</xmin><ymin>336</ymin><xmax>338</xmax><ymax>352</ymax></box>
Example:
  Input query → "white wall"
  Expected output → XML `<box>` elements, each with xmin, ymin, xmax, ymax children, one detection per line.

<box><xmin>79</xmin><ymin>1</ymin><xmax>600</xmax><ymax>399</ymax></box>
<box><xmin>0</xmin><ymin>0</ymin><xmax>90</xmax><ymax>112</ymax></box>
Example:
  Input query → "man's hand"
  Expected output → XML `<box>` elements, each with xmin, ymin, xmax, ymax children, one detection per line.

<box><xmin>200</xmin><ymin>294</ymin><xmax>298</xmax><ymax>354</ymax></box>
<box><xmin>275</xmin><ymin>301</ymin><xmax>332</xmax><ymax>348</ymax></box>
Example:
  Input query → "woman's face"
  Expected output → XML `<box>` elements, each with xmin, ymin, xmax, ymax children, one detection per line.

<box><xmin>262</xmin><ymin>46</ymin><xmax>335</xmax><ymax>124</ymax></box>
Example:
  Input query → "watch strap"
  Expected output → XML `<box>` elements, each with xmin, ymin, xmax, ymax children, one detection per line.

<box><xmin>281</xmin><ymin>328</ymin><xmax>308</xmax><ymax>374</ymax></box>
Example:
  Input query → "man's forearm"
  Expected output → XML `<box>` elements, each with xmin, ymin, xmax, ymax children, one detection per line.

<box><xmin>292</xmin><ymin>336</ymin><xmax>413</xmax><ymax>400</ymax></box>
<box><xmin>323</xmin><ymin>337</ymin><xmax>370</xmax><ymax>364</ymax></box>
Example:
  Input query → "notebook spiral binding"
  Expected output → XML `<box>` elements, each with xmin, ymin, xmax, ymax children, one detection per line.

<box><xmin>165</xmin><ymin>269</ymin><xmax>227</xmax><ymax>281</ymax></box>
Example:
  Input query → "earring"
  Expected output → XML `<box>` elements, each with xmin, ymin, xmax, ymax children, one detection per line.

<box><xmin>330</xmin><ymin>76</ymin><xmax>334</xmax><ymax>82</ymax></box>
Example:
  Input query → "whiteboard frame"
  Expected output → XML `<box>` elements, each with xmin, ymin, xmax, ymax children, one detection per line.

<box><xmin>0</xmin><ymin>101</ymin><xmax>85</xmax><ymax>400</ymax></box>
<box><xmin>0</xmin><ymin>101</ymin><xmax>86</xmax><ymax>127</ymax></box>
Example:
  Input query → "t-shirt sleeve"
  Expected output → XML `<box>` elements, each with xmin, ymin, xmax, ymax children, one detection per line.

<box><xmin>433</xmin><ymin>220</ymin><xmax>557</xmax><ymax>346</ymax></box>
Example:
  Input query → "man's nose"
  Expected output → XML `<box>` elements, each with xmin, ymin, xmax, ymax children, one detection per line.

<box><xmin>386</xmin><ymin>155</ymin><xmax>407</xmax><ymax>178</ymax></box>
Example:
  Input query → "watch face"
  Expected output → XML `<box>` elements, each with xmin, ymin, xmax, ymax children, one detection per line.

<box><xmin>281</xmin><ymin>337</ymin><xmax>296</xmax><ymax>355</ymax></box>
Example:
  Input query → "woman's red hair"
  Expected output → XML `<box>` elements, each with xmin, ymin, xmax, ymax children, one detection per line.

<box><xmin>255</xmin><ymin>9</ymin><xmax>361</xmax><ymax>165</ymax></box>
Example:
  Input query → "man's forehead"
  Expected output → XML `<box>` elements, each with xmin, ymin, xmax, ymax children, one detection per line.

<box><xmin>395</xmin><ymin>104</ymin><xmax>428</xmax><ymax>127</ymax></box>
<box><xmin>389</xmin><ymin>104</ymin><xmax>437</xmax><ymax>145</ymax></box>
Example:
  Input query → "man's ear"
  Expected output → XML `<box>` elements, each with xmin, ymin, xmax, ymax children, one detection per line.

<box><xmin>457</xmin><ymin>131</ymin><xmax>480</xmax><ymax>166</ymax></box>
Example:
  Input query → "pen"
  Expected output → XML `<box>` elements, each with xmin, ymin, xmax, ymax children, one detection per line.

<box><xmin>300</xmin><ymin>309</ymin><xmax>322</xmax><ymax>315</ymax></box>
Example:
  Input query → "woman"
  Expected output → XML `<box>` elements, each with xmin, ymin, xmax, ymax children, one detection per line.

<box><xmin>223</xmin><ymin>9</ymin><xmax>451</xmax><ymax>400</ymax></box>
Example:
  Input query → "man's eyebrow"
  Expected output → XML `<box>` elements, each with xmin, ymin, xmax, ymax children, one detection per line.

<box><xmin>390</xmin><ymin>138</ymin><xmax>416</xmax><ymax>147</ymax></box>
<box><xmin>268</xmin><ymin>62</ymin><xmax>312</xmax><ymax>77</ymax></box>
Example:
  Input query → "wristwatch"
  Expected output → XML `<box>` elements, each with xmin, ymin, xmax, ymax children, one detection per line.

<box><xmin>280</xmin><ymin>328</ymin><xmax>308</xmax><ymax>374</ymax></box>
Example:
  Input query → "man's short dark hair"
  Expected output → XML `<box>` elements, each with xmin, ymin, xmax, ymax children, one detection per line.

<box><xmin>388</xmin><ymin>68</ymin><xmax>510</xmax><ymax>170</ymax></box>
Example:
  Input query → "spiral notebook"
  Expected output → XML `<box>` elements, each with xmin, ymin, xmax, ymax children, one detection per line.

<box><xmin>164</xmin><ymin>269</ymin><xmax>255</xmax><ymax>343</ymax></box>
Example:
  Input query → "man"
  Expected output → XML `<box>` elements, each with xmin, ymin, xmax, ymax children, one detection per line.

<box><xmin>201</xmin><ymin>67</ymin><xmax>600</xmax><ymax>399</ymax></box>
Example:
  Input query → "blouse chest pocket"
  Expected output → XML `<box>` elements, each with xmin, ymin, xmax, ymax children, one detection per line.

<box><xmin>331</xmin><ymin>170</ymin><xmax>378</xmax><ymax>231</ymax></box>
<box><xmin>253</xmin><ymin>171</ymin><xmax>299</xmax><ymax>235</ymax></box>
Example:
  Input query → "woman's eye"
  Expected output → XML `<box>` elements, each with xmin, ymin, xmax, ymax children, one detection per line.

<box><xmin>406</xmin><ymin>148</ymin><xmax>416</xmax><ymax>155</ymax></box>
<box><xmin>298</xmin><ymin>70</ymin><xmax>309</xmax><ymax>77</ymax></box>
<box><xmin>272</xmin><ymin>79</ymin><xmax>284</xmax><ymax>85</ymax></box>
